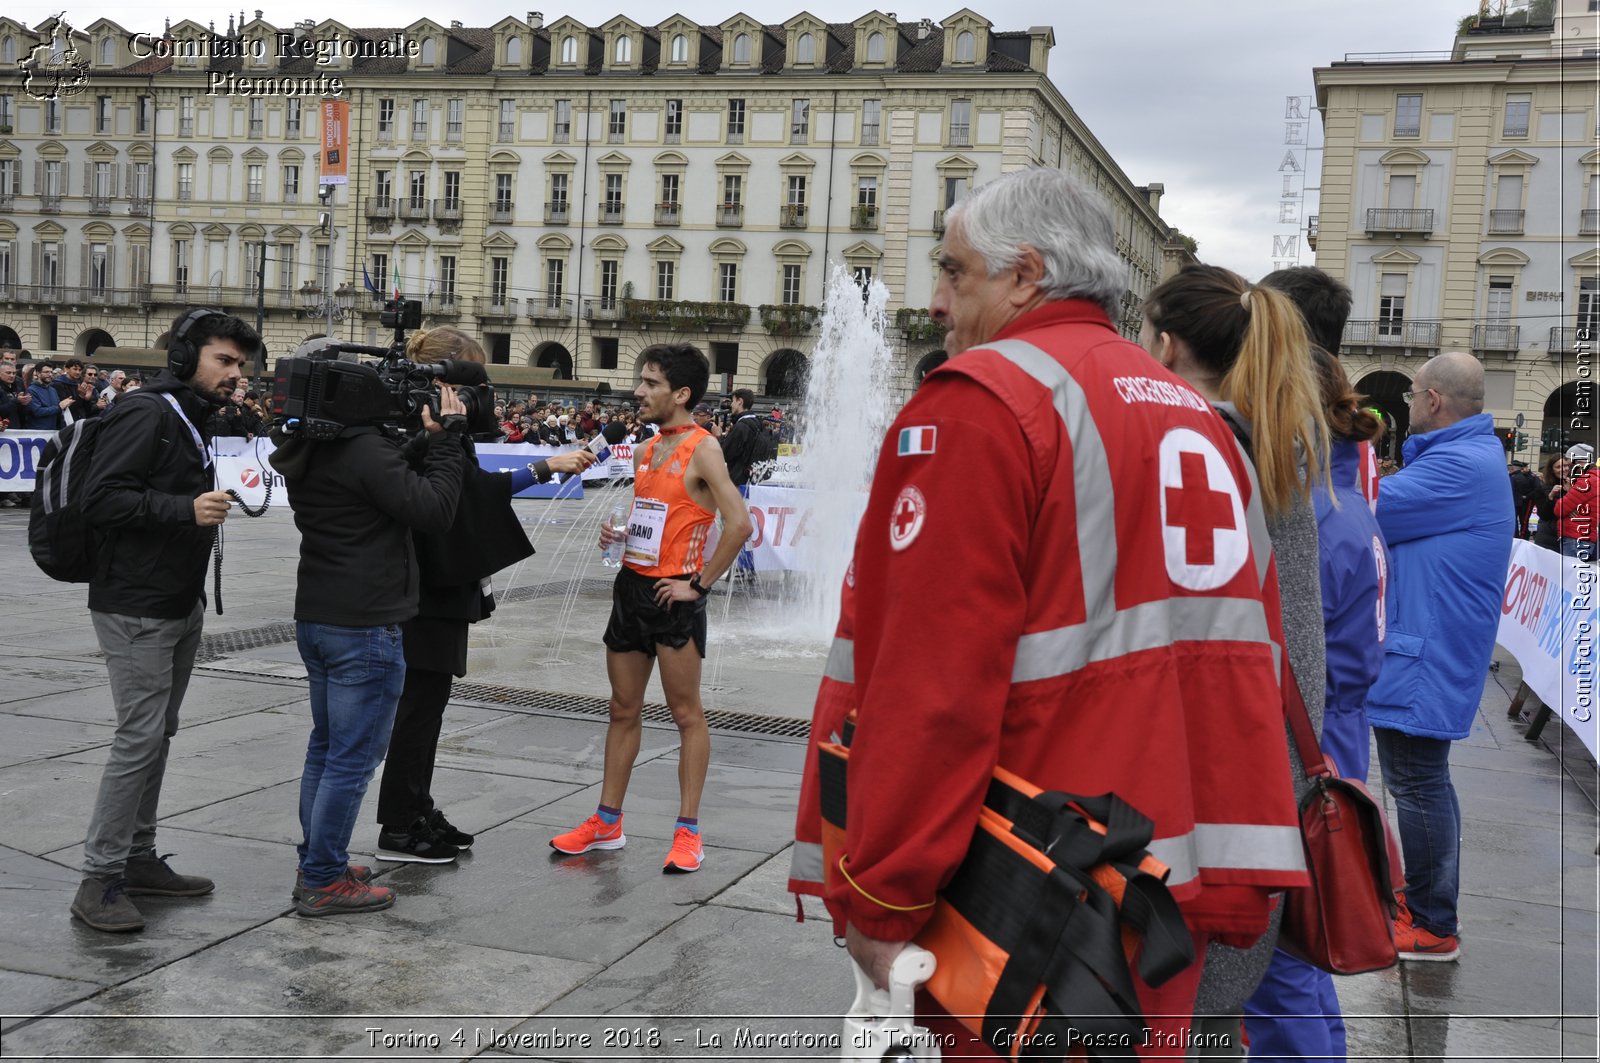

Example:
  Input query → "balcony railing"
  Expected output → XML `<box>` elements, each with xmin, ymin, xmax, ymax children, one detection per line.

<box><xmin>490</xmin><ymin>202</ymin><xmax>515</xmax><ymax>223</ymax></box>
<box><xmin>1549</xmin><ymin>327</ymin><xmax>1594</xmax><ymax>354</ymax></box>
<box><xmin>40</xmin><ymin>193</ymin><xmax>63</xmax><ymax>212</ymax></box>
<box><xmin>1342</xmin><ymin>319</ymin><xmax>1443</xmax><ymax>348</ymax></box>
<box><xmin>1473</xmin><ymin>322</ymin><xmax>1521</xmax><ymax>352</ymax></box>
<box><xmin>0</xmin><ymin>284</ymin><xmax>16</xmax><ymax>303</ymax></box>
<box><xmin>717</xmin><ymin>204</ymin><xmax>743</xmax><ymax>227</ymax></box>
<box><xmin>726</xmin><ymin>129</ymin><xmax>743</xmax><ymax>145</ymax></box>
<box><xmin>932</xmin><ymin>209</ymin><xmax>946</xmax><ymax>235</ymax></box>
<box><xmin>433</xmin><ymin>198</ymin><xmax>463</xmax><ymax>223</ymax></box>
<box><xmin>1583</xmin><ymin>210</ymin><xmax>1600</xmax><ymax>236</ymax></box>
<box><xmin>286</xmin><ymin>121</ymin><xmax>301</xmax><ymax>139</ymax></box>
<box><xmin>861</xmin><ymin>125</ymin><xmax>880</xmax><ymax>146</ymax></box>
<box><xmin>246</xmin><ymin>191</ymin><xmax>263</xmax><ymax>204</ymax></box>
<box><xmin>664</xmin><ymin>129</ymin><xmax>681</xmax><ymax>145</ymax></box>
<box><xmin>780</xmin><ymin>204</ymin><xmax>807</xmax><ymax>229</ymax></box>
<box><xmin>249</xmin><ymin>120</ymin><xmax>263</xmax><ymax>138</ymax></box>
<box><xmin>655</xmin><ymin>203</ymin><xmax>680</xmax><ymax>226</ymax></box>
<box><xmin>1488</xmin><ymin>209</ymin><xmax>1525</xmax><ymax>234</ymax></box>
<box><xmin>1306</xmin><ymin>214</ymin><xmax>1319</xmax><ymax>251</ymax></box>
<box><xmin>0</xmin><ymin>193</ymin><xmax>12</xmax><ymax>212</ymax></box>
<box><xmin>498</xmin><ymin>121</ymin><xmax>515</xmax><ymax>142</ymax></box>
<box><xmin>619</xmin><ymin>298</ymin><xmax>750</xmax><ymax>331</ymax></box>
<box><xmin>545</xmin><ymin>201</ymin><xmax>569</xmax><ymax>224</ymax></box>
<box><xmin>179</xmin><ymin>120</ymin><xmax>194</xmax><ymax>137</ymax></box>
<box><xmin>895</xmin><ymin>307</ymin><xmax>946</xmax><ymax>343</ymax></box>
<box><xmin>1365</xmin><ymin>208</ymin><xmax>1434</xmax><ymax>235</ymax></box>
<box><xmin>398</xmin><ymin>198</ymin><xmax>430</xmax><ymax>221</ymax></box>
<box><xmin>586</xmin><ymin>298</ymin><xmax>622</xmax><ymax>322</ymax></box>
<box><xmin>89</xmin><ymin>195</ymin><xmax>112</xmax><ymax>214</ymax></box>
<box><xmin>529</xmin><ymin>296</ymin><xmax>574</xmax><ymax>322</ymax></box>
<box><xmin>553</xmin><ymin>126</ymin><xmax>570</xmax><ymax>144</ymax></box>
<box><xmin>475</xmin><ymin>296</ymin><xmax>519</xmax><ymax>318</ymax></box>
<box><xmin>376</xmin><ymin>127</ymin><xmax>393</xmax><ymax>145</ymax></box>
<box><xmin>600</xmin><ymin>204</ymin><xmax>624</xmax><ymax>225</ymax></box>
<box><xmin>129</xmin><ymin>196</ymin><xmax>151</xmax><ymax>216</ymax></box>
<box><xmin>446</xmin><ymin>125</ymin><xmax>463</xmax><ymax>143</ymax></box>
<box><xmin>423</xmin><ymin>292</ymin><xmax>460</xmax><ymax>316</ymax></box>
<box><xmin>851</xmin><ymin>204</ymin><xmax>879</xmax><ymax>231</ymax></box>
<box><xmin>366</xmin><ymin>197</ymin><xmax>396</xmax><ymax>219</ymax></box>
<box><xmin>758</xmin><ymin>303</ymin><xmax>820</xmax><ymax>336</ymax></box>
<box><xmin>412</xmin><ymin>122</ymin><xmax>428</xmax><ymax>140</ymax></box>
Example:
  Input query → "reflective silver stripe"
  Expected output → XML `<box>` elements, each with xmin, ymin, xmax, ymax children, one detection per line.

<box><xmin>1149</xmin><ymin>823</ymin><xmax>1307</xmax><ymax>890</ymax></box>
<box><xmin>46</xmin><ymin>425</ymin><xmax>87</xmax><ymax>516</ymax></box>
<box><xmin>980</xmin><ymin>338</ymin><xmax>1120</xmax><ymax>629</ymax></box>
<box><xmin>823</xmin><ymin>636</ymin><xmax>854</xmax><ymax>684</ymax></box>
<box><xmin>789</xmin><ymin>840</ymin><xmax>825</xmax><ymax>885</ymax></box>
<box><xmin>1013</xmin><ymin>596</ymin><xmax>1272</xmax><ymax>684</ymax></box>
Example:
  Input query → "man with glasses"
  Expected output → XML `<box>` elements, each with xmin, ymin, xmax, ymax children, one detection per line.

<box><xmin>1367</xmin><ymin>351</ymin><xmax>1513</xmax><ymax>963</ymax></box>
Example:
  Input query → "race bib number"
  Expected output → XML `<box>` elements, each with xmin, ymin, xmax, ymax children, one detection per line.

<box><xmin>624</xmin><ymin>497</ymin><xmax>669</xmax><ymax>567</ymax></box>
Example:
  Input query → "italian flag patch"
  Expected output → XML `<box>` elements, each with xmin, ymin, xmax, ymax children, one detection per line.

<box><xmin>897</xmin><ymin>425</ymin><xmax>937</xmax><ymax>457</ymax></box>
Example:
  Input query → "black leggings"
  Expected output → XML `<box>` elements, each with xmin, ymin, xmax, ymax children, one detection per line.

<box><xmin>376</xmin><ymin>667</ymin><xmax>453</xmax><ymax>828</ymax></box>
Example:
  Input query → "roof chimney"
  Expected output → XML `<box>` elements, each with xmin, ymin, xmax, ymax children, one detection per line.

<box><xmin>917</xmin><ymin>18</ymin><xmax>931</xmax><ymax>39</ymax></box>
<box><xmin>255</xmin><ymin>10</ymin><xmax>264</xmax><ymax>21</ymax></box>
<box><xmin>528</xmin><ymin>11</ymin><xmax>543</xmax><ymax>29</ymax></box>
<box><xmin>1145</xmin><ymin>182</ymin><xmax>1164</xmax><ymax>214</ymax></box>
<box><xmin>450</xmin><ymin>20</ymin><xmax>463</xmax><ymax>30</ymax></box>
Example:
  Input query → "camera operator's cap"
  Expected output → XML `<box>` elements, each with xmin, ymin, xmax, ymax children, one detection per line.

<box><xmin>1568</xmin><ymin>443</ymin><xmax>1595</xmax><ymax>463</ymax></box>
<box><xmin>693</xmin><ymin>402</ymin><xmax>713</xmax><ymax>414</ymax></box>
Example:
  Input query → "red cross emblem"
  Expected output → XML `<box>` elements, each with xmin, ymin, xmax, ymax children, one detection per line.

<box><xmin>889</xmin><ymin>485</ymin><xmax>926</xmax><ymax>552</ymax></box>
<box><xmin>1164</xmin><ymin>451</ymin><xmax>1237</xmax><ymax>566</ymax></box>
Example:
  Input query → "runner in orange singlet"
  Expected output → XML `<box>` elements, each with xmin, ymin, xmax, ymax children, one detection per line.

<box><xmin>550</xmin><ymin>344</ymin><xmax>753</xmax><ymax>873</ymax></box>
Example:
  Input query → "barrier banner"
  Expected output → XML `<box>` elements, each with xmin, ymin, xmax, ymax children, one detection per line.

<box><xmin>476</xmin><ymin>442</ymin><xmax>585</xmax><ymax>499</ymax></box>
<box><xmin>0</xmin><ymin>431</ymin><xmax>54</xmax><ymax>491</ymax></box>
<box><xmin>1497</xmin><ymin>538</ymin><xmax>1598</xmax><ymax>758</ymax></box>
<box><xmin>744</xmin><ymin>483</ymin><xmax>865</xmax><ymax>572</ymax></box>
<box><xmin>213</xmin><ymin>439</ymin><xmax>283</xmax><ymax>510</ymax></box>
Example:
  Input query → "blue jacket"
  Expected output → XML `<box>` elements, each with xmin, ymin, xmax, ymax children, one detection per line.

<box><xmin>1315</xmin><ymin>440</ymin><xmax>1392</xmax><ymax>717</ymax></box>
<box><xmin>1366</xmin><ymin>413</ymin><xmax>1514</xmax><ymax>739</ymax></box>
<box><xmin>24</xmin><ymin>383</ymin><xmax>62</xmax><ymax>430</ymax></box>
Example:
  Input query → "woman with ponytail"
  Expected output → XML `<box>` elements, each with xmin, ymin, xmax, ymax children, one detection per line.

<box><xmin>1140</xmin><ymin>263</ymin><xmax>1332</xmax><ymax>1052</ymax></box>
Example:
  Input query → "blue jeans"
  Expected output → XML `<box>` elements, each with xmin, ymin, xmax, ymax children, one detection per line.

<box><xmin>296</xmin><ymin>622</ymin><xmax>406</xmax><ymax>888</ymax></box>
<box><xmin>1242</xmin><ymin>948</ymin><xmax>1345</xmax><ymax>1062</ymax></box>
<box><xmin>1373</xmin><ymin>727</ymin><xmax>1459</xmax><ymax>938</ymax></box>
<box><xmin>1560</xmin><ymin>537</ymin><xmax>1595</xmax><ymax>562</ymax></box>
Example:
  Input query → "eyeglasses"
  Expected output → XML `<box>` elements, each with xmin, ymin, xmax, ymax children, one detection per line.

<box><xmin>1402</xmin><ymin>386</ymin><xmax>1434</xmax><ymax>404</ymax></box>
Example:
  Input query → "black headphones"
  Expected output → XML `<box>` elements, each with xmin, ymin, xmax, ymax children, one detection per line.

<box><xmin>167</xmin><ymin>307</ymin><xmax>225</xmax><ymax>380</ymax></box>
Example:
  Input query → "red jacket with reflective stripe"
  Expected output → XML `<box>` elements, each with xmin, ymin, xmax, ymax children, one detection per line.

<box><xmin>790</xmin><ymin>300</ymin><xmax>1306</xmax><ymax>943</ymax></box>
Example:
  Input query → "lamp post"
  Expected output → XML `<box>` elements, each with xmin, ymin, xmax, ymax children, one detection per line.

<box><xmin>298</xmin><ymin>280</ymin><xmax>356</xmax><ymax>323</ymax></box>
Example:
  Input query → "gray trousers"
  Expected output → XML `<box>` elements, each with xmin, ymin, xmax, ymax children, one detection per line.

<box><xmin>83</xmin><ymin>602</ymin><xmax>205</xmax><ymax>878</ymax></box>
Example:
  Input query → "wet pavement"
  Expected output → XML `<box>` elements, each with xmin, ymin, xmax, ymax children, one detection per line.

<box><xmin>0</xmin><ymin>501</ymin><xmax>1595</xmax><ymax>1061</ymax></box>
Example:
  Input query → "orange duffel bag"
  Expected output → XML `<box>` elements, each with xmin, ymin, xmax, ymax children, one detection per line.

<box><xmin>818</xmin><ymin>720</ymin><xmax>1195</xmax><ymax>1061</ymax></box>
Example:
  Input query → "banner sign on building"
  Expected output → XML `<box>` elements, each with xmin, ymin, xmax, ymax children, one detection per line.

<box><xmin>1273</xmin><ymin>95</ymin><xmax>1311</xmax><ymax>272</ymax></box>
<box><xmin>319</xmin><ymin>100</ymin><xmax>350</xmax><ymax>186</ymax></box>
<box><xmin>1497</xmin><ymin>539</ymin><xmax>1598</xmax><ymax>758</ymax></box>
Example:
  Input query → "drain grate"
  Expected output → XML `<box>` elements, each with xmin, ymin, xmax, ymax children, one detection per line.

<box><xmin>496</xmin><ymin>577</ymin><xmax>616</xmax><ymax>605</ymax></box>
<box><xmin>188</xmin><ymin>622</ymin><xmax>298</xmax><ymax>663</ymax></box>
<box><xmin>450</xmin><ymin>681</ymin><xmax>810</xmax><ymax>740</ymax></box>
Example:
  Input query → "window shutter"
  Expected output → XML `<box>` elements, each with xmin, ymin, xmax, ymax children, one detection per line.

<box><xmin>81</xmin><ymin>242</ymin><xmax>90</xmax><ymax>286</ymax></box>
<box><xmin>33</xmin><ymin>159</ymin><xmax>41</xmax><ymax>194</ymax></box>
<box><xmin>30</xmin><ymin>240</ymin><xmax>39</xmax><ymax>287</ymax></box>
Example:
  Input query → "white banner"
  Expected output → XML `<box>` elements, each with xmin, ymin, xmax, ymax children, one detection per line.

<box><xmin>744</xmin><ymin>483</ymin><xmax>865</xmax><ymax>572</ymax></box>
<box><xmin>0</xmin><ymin>431</ymin><xmax>54</xmax><ymax>490</ymax></box>
<box><xmin>1497</xmin><ymin>538</ymin><xmax>1599</xmax><ymax>758</ymax></box>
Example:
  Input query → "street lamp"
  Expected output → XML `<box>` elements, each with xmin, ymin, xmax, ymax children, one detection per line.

<box><xmin>298</xmin><ymin>280</ymin><xmax>356</xmax><ymax>322</ymax></box>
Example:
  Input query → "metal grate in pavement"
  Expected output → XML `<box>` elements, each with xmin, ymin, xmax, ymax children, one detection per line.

<box><xmin>192</xmin><ymin>622</ymin><xmax>299</xmax><ymax>663</ymax></box>
<box><xmin>496</xmin><ymin>577</ymin><xmax>616</xmax><ymax>604</ymax></box>
<box><xmin>450</xmin><ymin>681</ymin><xmax>810</xmax><ymax>740</ymax></box>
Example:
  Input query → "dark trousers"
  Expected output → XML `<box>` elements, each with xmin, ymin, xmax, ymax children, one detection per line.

<box><xmin>376</xmin><ymin>666</ymin><xmax>453</xmax><ymax>829</ymax></box>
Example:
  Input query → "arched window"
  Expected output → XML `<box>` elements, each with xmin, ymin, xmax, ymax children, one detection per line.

<box><xmin>420</xmin><ymin>38</ymin><xmax>436</xmax><ymax>64</ymax></box>
<box><xmin>506</xmin><ymin>36</ymin><xmax>522</xmax><ymax>64</ymax></box>
<box><xmin>2</xmin><ymin>37</ymin><xmax>15</xmax><ymax>64</ymax></box>
<box><xmin>866</xmin><ymin>31</ymin><xmax>884</xmax><ymax>62</ymax></box>
<box><xmin>614</xmin><ymin>35</ymin><xmax>632</xmax><ymax>63</ymax></box>
<box><xmin>670</xmin><ymin>33</ymin><xmax>687</xmax><ymax>63</ymax></box>
<box><xmin>99</xmin><ymin>37</ymin><xmax>114</xmax><ymax>65</ymax></box>
<box><xmin>955</xmin><ymin>30</ymin><xmax>975</xmax><ymax>62</ymax></box>
<box><xmin>796</xmin><ymin>32</ymin><xmax>814</xmax><ymax>64</ymax></box>
<box><xmin>733</xmin><ymin>33</ymin><xmax>750</xmax><ymax>64</ymax></box>
<box><xmin>560</xmin><ymin>35</ymin><xmax>577</xmax><ymax>64</ymax></box>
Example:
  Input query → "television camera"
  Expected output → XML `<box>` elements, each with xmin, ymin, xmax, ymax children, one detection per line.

<box><xmin>270</xmin><ymin>297</ymin><xmax>497</xmax><ymax>440</ymax></box>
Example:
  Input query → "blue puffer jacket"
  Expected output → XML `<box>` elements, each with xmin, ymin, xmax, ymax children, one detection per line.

<box><xmin>1366</xmin><ymin>413</ymin><xmax>1514</xmax><ymax>739</ymax></box>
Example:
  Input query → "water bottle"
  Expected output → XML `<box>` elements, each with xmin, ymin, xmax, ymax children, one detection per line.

<box><xmin>603</xmin><ymin>502</ymin><xmax>628</xmax><ymax>568</ymax></box>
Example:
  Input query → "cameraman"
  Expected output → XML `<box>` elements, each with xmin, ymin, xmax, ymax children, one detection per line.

<box><xmin>372</xmin><ymin>327</ymin><xmax>595</xmax><ymax>864</ymax></box>
<box><xmin>268</xmin><ymin>357</ymin><xmax>467</xmax><ymax>918</ymax></box>
<box><xmin>719</xmin><ymin>388</ymin><xmax>763</xmax><ymax>487</ymax></box>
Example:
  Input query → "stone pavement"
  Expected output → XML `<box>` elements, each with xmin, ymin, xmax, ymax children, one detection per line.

<box><xmin>0</xmin><ymin>500</ymin><xmax>1596</xmax><ymax>1061</ymax></box>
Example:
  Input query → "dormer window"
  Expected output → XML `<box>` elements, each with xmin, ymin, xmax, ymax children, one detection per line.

<box><xmin>561</xmin><ymin>35</ymin><xmax>577</xmax><ymax>63</ymax></box>
<box><xmin>733</xmin><ymin>33</ymin><xmax>751</xmax><ymax>64</ymax></box>
<box><xmin>615</xmin><ymin>35</ymin><xmax>632</xmax><ymax>64</ymax></box>
<box><xmin>866</xmin><ymin>32</ymin><xmax>884</xmax><ymax>62</ymax></box>
<box><xmin>796</xmin><ymin>32</ymin><xmax>815</xmax><ymax>64</ymax></box>
<box><xmin>670</xmin><ymin>33</ymin><xmax>687</xmax><ymax>63</ymax></box>
<box><xmin>955</xmin><ymin>30</ymin><xmax>975</xmax><ymax>62</ymax></box>
<box><xmin>507</xmin><ymin>36</ymin><xmax>522</xmax><ymax>64</ymax></box>
<box><xmin>420</xmin><ymin>38</ymin><xmax>436</xmax><ymax>65</ymax></box>
<box><xmin>0</xmin><ymin>37</ymin><xmax>13</xmax><ymax>64</ymax></box>
<box><xmin>99</xmin><ymin>37</ymin><xmax>114</xmax><ymax>65</ymax></box>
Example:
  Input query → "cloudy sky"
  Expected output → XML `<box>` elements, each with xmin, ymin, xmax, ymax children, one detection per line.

<box><xmin>13</xmin><ymin>0</ymin><xmax>1480</xmax><ymax>278</ymax></box>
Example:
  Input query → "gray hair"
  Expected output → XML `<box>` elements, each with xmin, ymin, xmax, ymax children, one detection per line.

<box><xmin>944</xmin><ymin>167</ymin><xmax>1126</xmax><ymax>320</ymax></box>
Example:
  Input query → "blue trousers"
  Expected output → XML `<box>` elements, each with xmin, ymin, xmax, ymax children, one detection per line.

<box><xmin>295</xmin><ymin>622</ymin><xmax>406</xmax><ymax>888</ymax></box>
<box><xmin>1242</xmin><ymin>949</ymin><xmax>1346</xmax><ymax>1061</ymax></box>
<box><xmin>1374</xmin><ymin>726</ymin><xmax>1459</xmax><ymax>938</ymax></box>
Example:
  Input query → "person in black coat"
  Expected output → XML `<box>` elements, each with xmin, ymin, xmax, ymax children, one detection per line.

<box><xmin>371</xmin><ymin>327</ymin><xmax>596</xmax><ymax>864</ymax></box>
<box><xmin>1530</xmin><ymin>454</ymin><xmax>1568</xmax><ymax>552</ymax></box>
<box><xmin>1509</xmin><ymin>460</ymin><xmax>1540</xmax><ymax>538</ymax></box>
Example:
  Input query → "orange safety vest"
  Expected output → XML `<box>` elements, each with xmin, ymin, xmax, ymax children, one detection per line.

<box><xmin>625</xmin><ymin>425</ymin><xmax>715</xmax><ymax>578</ymax></box>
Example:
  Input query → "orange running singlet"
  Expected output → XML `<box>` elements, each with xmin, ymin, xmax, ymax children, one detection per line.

<box><xmin>622</xmin><ymin>425</ymin><xmax>715</xmax><ymax>578</ymax></box>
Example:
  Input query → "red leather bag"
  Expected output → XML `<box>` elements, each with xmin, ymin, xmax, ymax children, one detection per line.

<box><xmin>1278</xmin><ymin>661</ymin><xmax>1403</xmax><ymax>975</ymax></box>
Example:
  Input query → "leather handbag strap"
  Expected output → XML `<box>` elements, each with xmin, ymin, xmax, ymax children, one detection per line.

<box><xmin>1281</xmin><ymin>654</ymin><xmax>1332</xmax><ymax>781</ymax></box>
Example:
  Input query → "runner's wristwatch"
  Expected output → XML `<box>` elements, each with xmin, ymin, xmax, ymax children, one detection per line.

<box><xmin>689</xmin><ymin>575</ymin><xmax>709</xmax><ymax>598</ymax></box>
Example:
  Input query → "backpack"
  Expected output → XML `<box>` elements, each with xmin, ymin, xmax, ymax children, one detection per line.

<box><xmin>29</xmin><ymin>391</ymin><xmax>170</xmax><ymax>583</ymax></box>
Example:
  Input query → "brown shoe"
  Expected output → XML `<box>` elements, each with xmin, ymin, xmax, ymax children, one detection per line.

<box><xmin>124</xmin><ymin>852</ymin><xmax>215</xmax><ymax>897</ymax></box>
<box><xmin>296</xmin><ymin>872</ymin><xmax>395</xmax><ymax>918</ymax></box>
<box><xmin>70</xmin><ymin>877</ymin><xmax>145</xmax><ymax>933</ymax></box>
<box><xmin>291</xmin><ymin>864</ymin><xmax>373</xmax><ymax>903</ymax></box>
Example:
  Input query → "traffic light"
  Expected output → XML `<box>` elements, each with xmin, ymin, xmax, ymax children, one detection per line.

<box><xmin>1515</xmin><ymin>431</ymin><xmax>1529</xmax><ymax>452</ymax></box>
<box><xmin>1500</xmin><ymin>427</ymin><xmax>1515</xmax><ymax>452</ymax></box>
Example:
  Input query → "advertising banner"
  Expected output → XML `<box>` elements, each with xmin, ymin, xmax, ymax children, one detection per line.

<box><xmin>319</xmin><ymin>100</ymin><xmax>350</xmax><ymax>185</ymax></box>
<box><xmin>744</xmin><ymin>483</ymin><xmax>864</xmax><ymax>572</ymax></box>
<box><xmin>1497</xmin><ymin>538</ymin><xmax>1598</xmax><ymax>758</ymax></box>
<box><xmin>0</xmin><ymin>431</ymin><xmax>51</xmax><ymax>491</ymax></box>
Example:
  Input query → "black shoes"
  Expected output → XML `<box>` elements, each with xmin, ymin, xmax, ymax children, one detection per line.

<box><xmin>375</xmin><ymin>816</ymin><xmax>460</xmax><ymax>864</ymax></box>
<box><xmin>70</xmin><ymin>877</ymin><xmax>145</xmax><ymax>933</ymax></box>
<box><xmin>426</xmin><ymin>809</ymin><xmax>474</xmax><ymax>849</ymax></box>
<box><xmin>123</xmin><ymin>852</ymin><xmax>215</xmax><ymax>897</ymax></box>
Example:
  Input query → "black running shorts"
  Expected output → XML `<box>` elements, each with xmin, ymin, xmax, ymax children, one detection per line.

<box><xmin>603</xmin><ymin>566</ymin><xmax>708</xmax><ymax>658</ymax></box>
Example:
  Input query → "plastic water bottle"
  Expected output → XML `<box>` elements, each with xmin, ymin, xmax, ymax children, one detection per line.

<box><xmin>603</xmin><ymin>503</ymin><xmax>627</xmax><ymax>568</ymax></box>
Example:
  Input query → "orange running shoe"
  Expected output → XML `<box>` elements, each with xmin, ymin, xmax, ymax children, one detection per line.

<box><xmin>662</xmin><ymin>826</ymin><xmax>705</xmax><ymax>874</ymax></box>
<box><xmin>550</xmin><ymin>813</ymin><xmax>626</xmax><ymax>855</ymax></box>
<box><xmin>1394</xmin><ymin>920</ymin><xmax>1459</xmax><ymax>962</ymax></box>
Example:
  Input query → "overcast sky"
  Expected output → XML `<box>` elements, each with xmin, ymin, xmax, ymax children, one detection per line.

<box><xmin>13</xmin><ymin>0</ymin><xmax>1479</xmax><ymax>278</ymax></box>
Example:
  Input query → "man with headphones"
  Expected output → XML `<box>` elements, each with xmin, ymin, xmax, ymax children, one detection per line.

<box><xmin>70</xmin><ymin>308</ymin><xmax>260</xmax><ymax>933</ymax></box>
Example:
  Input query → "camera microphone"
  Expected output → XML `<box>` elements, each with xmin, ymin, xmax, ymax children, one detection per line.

<box><xmin>436</xmin><ymin>359</ymin><xmax>489</xmax><ymax>386</ymax></box>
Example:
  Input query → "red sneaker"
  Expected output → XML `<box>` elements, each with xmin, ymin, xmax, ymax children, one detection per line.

<box><xmin>550</xmin><ymin>813</ymin><xmax>626</xmax><ymax>855</ymax></box>
<box><xmin>1394</xmin><ymin>920</ymin><xmax>1459</xmax><ymax>962</ymax></box>
<box><xmin>662</xmin><ymin>827</ymin><xmax>705</xmax><ymax>874</ymax></box>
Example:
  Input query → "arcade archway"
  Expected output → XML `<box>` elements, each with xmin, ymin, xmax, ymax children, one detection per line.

<box><xmin>1541</xmin><ymin>380</ymin><xmax>1595</xmax><ymax>456</ymax></box>
<box><xmin>76</xmin><ymin>328</ymin><xmax>116</xmax><ymax>357</ymax></box>
<box><xmin>764</xmin><ymin>348</ymin><xmax>807</xmax><ymax>399</ymax></box>
<box><xmin>0</xmin><ymin>325</ymin><xmax>21</xmax><ymax>351</ymax></box>
<box><xmin>1354</xmin><ymin>369</ymin><xmax>1413</xmax><ymax>463</ymax></box>
<box><xmin>914</xmin><ymin>350</ymin><xmax>948</xmax><ymax>388</ymax></box>
<box><xmin>534</xmin><ymin>342</ymin><xmax>574</xmax><ymax>380</ymax></box>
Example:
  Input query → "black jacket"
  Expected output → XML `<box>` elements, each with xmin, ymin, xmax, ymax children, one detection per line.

<box><xmin>82</xmin><ymin>373</ymin><xmax>218</xmax><ymax>619</ymax></box>
<box><xmin>721</xmin><ymin>412</ymin><xmax>764</xmax><ymax>486</ymax></box>
<box><xmin>0</xmin><ymin>378</ymin><xmax>20</xmax><ymax>427</ymax></box>
<box><xmin>270</xmin><ymin>425</ymin><xmax>464</xmax><ymax>627</ymax></box>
